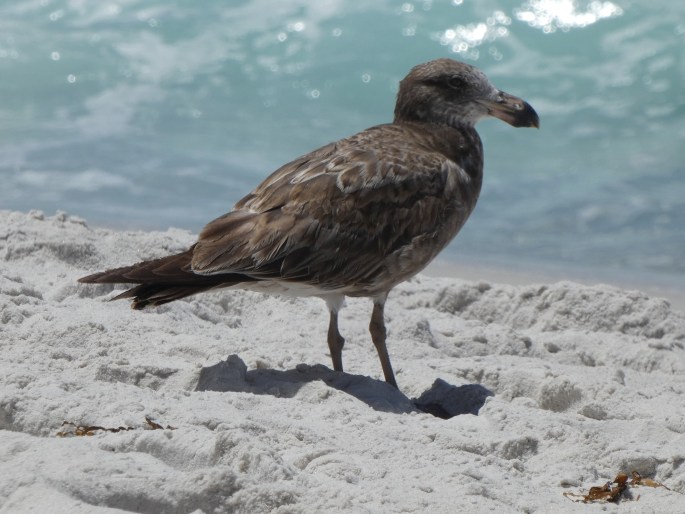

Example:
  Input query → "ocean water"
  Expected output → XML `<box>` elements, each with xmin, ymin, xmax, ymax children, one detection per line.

<box><xmin>1</xmin><ymin>0</ymin><xmax>683</xmax><ymax>281</ymax></box>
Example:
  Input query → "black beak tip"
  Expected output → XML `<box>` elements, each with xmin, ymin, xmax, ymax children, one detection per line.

<box><xmin>525</xmin><ymin>101</ymin><xmax>540</xmax><ymax>129</ymax></box>
<box><xmin>515</xmin><ymin>101</ymin><xmax>539</xmax><ymax>129</ymax></box>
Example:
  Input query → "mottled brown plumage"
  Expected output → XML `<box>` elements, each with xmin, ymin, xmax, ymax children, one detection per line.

<box><xmin>79</xmin><ymin>58</ymin><xmax>539</xmax><ymax>388</ymax></box>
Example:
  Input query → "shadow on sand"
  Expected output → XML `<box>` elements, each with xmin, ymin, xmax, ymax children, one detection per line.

<box><xmin>195</xmin><ymin>355</ymin><xmax>493</xmax><ymax>419</ymax></box>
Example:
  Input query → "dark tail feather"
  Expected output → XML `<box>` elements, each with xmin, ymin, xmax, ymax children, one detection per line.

<box><xmin>79</xmin><ymin>248</ymin><xmax>198</xmax><ymax>284</ymax></box>
<box><xmin>78</xmin><ymin>246</ymin><xmax>256</xmax><ymax>308</ymax></box>
<box><xmin>112</xmin><ymin>283</ymin><xmax>235</xmax><ymax>309</ymax></box>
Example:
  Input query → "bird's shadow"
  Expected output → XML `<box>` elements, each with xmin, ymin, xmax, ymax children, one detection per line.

<box><xmin>195</xmin><ymin>355</ymin><xmax>493</xmax><ymax>419</ymax></box>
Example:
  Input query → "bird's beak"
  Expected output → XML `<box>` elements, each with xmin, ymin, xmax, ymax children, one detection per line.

<box><xmin>483</xmin><ymin>90</ymin><xmax>539</xmax><ymax>128</ymax></box>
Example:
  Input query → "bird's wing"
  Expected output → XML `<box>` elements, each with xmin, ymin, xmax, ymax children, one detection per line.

<box><xmin>191</xmin><ymin>123</ymin><xmax>478</xmax><ymax>291</ymax></box>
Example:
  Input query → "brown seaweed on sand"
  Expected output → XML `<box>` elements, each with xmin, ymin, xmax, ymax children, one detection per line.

<box><xmin>56</xmin><ymin>416</ymin><xmax>175</xmax><ymax>437</ymax></box>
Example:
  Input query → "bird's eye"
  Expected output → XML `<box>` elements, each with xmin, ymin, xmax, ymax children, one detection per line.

<box><xmin>446</xmin><ymin>76</ymin><xmax>465</xmax><ymax>90</ymax></box>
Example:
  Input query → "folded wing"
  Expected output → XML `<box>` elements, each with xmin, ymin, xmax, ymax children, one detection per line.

<box><xmin>191</xmin><ymin>123</ymin><xmax>478</xmax><ymax>295</ymax></box>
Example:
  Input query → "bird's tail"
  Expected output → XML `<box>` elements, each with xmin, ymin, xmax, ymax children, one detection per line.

<box><xmin>78</xmin><ymin>246</ymin><xmax>254</xmax><ymax>309</ymax></box>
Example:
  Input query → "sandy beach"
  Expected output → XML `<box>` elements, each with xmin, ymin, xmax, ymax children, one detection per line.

<box><xmin>1</xmin><ymin>209</ymin><xmax>684</xmax><ymax>513</ymax></box>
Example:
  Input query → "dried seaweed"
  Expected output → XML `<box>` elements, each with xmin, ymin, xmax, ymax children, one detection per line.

<box><xmin>630</xmin><ymin>470</ymin><xmax>671</xmax><ymax>491</ymax></box>
<box><xmin>563</xmin><ymin>470</ymin><xmax>672</xmax><ymax>503</ymax></box>
<box><xmin>144</xmin><ymin>416</ymin><xmax>175</xmax><ymax>431</ymax></box>
<box><xmin>56</xmin><ymin>416</ymin><xmax>176</xmax><ymax>437</ymax></box>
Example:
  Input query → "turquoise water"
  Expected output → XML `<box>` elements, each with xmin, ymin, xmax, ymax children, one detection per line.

<box><xmin>1</xmin><ymin>1</ymin><xmax>683</xmax><ymax>278</ymax></box>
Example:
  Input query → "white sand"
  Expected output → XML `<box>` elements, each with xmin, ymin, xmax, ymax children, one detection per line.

<box><xmin>1</xmin><ymin>209</ymin><xmax>684</xmax><ymax>513</ymax></box>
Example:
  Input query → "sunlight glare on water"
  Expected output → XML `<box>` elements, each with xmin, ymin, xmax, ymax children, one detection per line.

<box><xmin>515</xmin><ymin>0</ymin><xmax>623</xmax><ymax>31</ymax></box>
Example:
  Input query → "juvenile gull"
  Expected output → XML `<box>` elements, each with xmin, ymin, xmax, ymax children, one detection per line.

<box><xmin>79</xmin><ymin>58</ymin><xmax>539</xmax><ymax>389</ymax></box>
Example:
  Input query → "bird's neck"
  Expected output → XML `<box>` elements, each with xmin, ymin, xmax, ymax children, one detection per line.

<box><xmin>397</xmin><ymin>120</ymin><xmax>484</xmax><ymax>183</ymax></box>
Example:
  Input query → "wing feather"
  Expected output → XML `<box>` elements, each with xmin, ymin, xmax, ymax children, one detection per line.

<box><xmin>191</xmin><ymin>123</ymin><xmax>482</xmax><ymax>294</ymax></box>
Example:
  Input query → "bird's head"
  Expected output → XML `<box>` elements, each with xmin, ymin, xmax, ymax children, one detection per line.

<box><xmin>394</xmin><ymin>58</ymin><xmax>539</xmax><ymax>129</ymax></box>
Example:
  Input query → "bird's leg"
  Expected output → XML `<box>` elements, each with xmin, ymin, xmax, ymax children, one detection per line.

<box><xmin>325</xmin><ymin>295</ymin><xmax>346</xmax><ymax>372</ymax></box>
<box><xmin>327</xmin><ymin>309</ymin><xmax>345</xmax><ymax>372</ymax></box>
<box><xmin>369</xmin><ymin>295</ymin><xmax>398</xmax><ymax>388</ymax></box>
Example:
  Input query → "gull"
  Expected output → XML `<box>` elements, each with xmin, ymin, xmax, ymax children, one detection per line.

<box><xmin>79</xmin><ymin>58</ymin><xmax>539</xmax><ymax>389</ymax></box>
